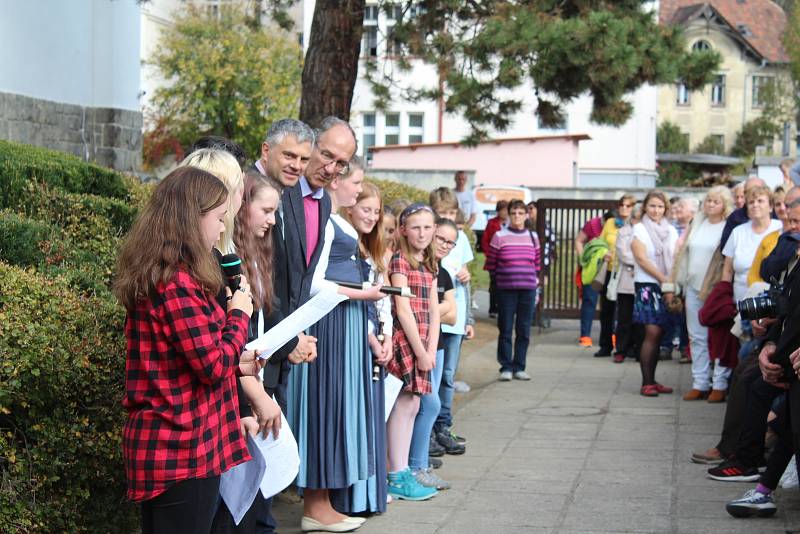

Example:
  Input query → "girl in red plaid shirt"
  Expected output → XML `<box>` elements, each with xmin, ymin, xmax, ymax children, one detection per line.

<box><xmin>114</xmin><ymin>167</ymin><xmax>261</xmax><ymax>534</ymax></box>
<box><xmin>385</xmin><ymin>203</ymin><xmax>441</xmax><ymax>501</ymax></box>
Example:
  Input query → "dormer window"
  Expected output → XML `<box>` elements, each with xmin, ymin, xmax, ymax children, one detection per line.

<box><xmin>692</xmin><ymin>40</ymin><xmax>711</xmax><ymax>52</ymax></box>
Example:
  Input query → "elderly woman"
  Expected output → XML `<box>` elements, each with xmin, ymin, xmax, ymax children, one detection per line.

<box><xmin>666</xmin><ymin>187</ymin><xmax>734</xmax><ymax>400</ymax></box>
<box><xmin>485</xmin><ymin>199</ymin><xmax>541</xmax><ymax>381</ymax></box>
<box><xmin>631</xmin><ymin>191</ymin><xmax>679</xmax><ymax>396</ymax></box>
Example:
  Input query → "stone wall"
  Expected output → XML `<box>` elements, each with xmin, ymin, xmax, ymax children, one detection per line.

<box><xmin>0</xmin><ymin>91</ymin><xmax>142</xmax><ymax>171</ymax></box>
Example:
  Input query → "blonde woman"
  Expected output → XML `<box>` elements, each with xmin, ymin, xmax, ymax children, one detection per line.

<box><xmin>667</xmin><ymin>186</ymin><xmax>734</xmax><ymax>400</ymax></box>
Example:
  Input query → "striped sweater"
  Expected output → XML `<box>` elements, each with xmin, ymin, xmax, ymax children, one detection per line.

<box><xmin>485</xmin><ymin>227</ymin><xmax>541</xmax><ymax>290</ymax></box>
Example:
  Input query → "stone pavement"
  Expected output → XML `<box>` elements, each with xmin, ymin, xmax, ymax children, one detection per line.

<box><xmin>273</xmin><ymin>315</ymin><xmax>800</xmax><ymax>533</ymax></box>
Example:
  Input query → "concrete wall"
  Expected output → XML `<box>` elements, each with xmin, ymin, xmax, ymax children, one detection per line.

<box><xmin>370</xmin><ymin>136</ymin><xmax>580</xmax><ymax>187</ymax></box>
<box><xmin>0</xmin><ymin>0</ymin><xmax>142</xmax><ymax>170</ymax></box>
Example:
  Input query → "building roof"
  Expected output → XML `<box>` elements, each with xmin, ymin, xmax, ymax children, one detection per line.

<box><xmin>660</xmin><ymin>0</ymin><xmax>788</xmax><ymax>63</ymax></box>
<box><xmin>369</xmin><ymin>134</ymin><xmax>591</xmax><ymax>153</ymax></box>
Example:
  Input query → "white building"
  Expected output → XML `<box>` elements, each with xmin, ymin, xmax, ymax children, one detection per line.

<box><xmin>0</xmin><ymin>0</ymin><xmax>143</xmax><ymax>170</ymax></box>
<box><xmin>300</xmin><ymin>1</ymin><xmax>658</xmax><ymax>188</ymax></box>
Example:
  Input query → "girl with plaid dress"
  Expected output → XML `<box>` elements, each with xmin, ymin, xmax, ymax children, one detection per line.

<box><xmin>385</xmin><ymin>203</ymin><xmax>441</xmax><ymax>501</ymax></box>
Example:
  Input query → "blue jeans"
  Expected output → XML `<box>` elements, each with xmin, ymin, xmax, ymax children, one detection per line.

<box><xmin>409</xmin><ymin>349</ymin><xmax>444</xmax><ymax>469</ymax></box>
<box><xmin>434</xmin><ymin>333</ymin><xmax>463</xmax><ymax>433</ymax></box>
<box><xmin>496</xmin><ymin>288</ymin><xmax>536</xmax><ymax>373</ymax></box>
<box><xmin>580</xmin><ymin>284</ymin><xmax>599</xmax><ymax>338</ymax></box>
<box><xmin>660</xmin><ymin>310</ymin><xmax>688</xmax><ymax>350</ymax></box>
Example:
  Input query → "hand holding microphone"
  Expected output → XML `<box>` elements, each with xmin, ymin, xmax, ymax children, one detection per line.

<box><xmin>220</xmin><ymin>253</ymin><xmax>253</xmax><ymax>316</ymax></box>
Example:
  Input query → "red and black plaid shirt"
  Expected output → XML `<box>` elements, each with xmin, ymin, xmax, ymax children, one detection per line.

<box><xmin>122</xmin><ymin>270</ymin><xmax>251</xmax><ymax>502</ymax></box>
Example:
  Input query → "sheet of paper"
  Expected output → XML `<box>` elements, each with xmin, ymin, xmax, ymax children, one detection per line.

<box><xmin>246</xmin><ymin>289</ymin><xmax>347</xmax><ymax>359</ymax></box>
<box><xmin>219</xmin><ymin>433</ymin><xmax>266</xmax><ymax>525</ymax></box>
<box><xmin>384</xmin><ymin>373</ymin><xmax>404</xmax><ymax>422</ymax></box>
<box><xmin>256</xmin><ymin>411</ymin><xmax>300</xmax><ymax>499</ymax></box>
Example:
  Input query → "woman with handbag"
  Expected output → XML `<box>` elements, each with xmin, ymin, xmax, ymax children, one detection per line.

<box><xmin>593</xmin><ymin>195</ymin><xmax>635</xmax><ymax>357</ymax></box>
<box><xmin>664</xmin><ymin>187</ymin><xmax>733</xmax><ymax>400</ymax></box>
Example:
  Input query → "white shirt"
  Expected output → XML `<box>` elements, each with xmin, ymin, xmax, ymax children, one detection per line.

<box><xmin>632</xmin><ymin>223</ymin><xmax>679</xmax><ymax>284</ymax></box>
<box><xmin>722</xmin><ymin>219</ymin><xmax>783</xmax><ymax>302</ymax></box>
<box><xmin>455</xmin><ymin>190</ymin><xmax>474</xmax><ymax>219</ymax></box>
<box><xmin>685</xmin><ymin>219</ymin><xmax>725</xmax><ymax>291</ymax></box>
<box><xmin>440</xmin><ymin>230</ymin><xmax>474</xmax><ymax>335</ymax></box>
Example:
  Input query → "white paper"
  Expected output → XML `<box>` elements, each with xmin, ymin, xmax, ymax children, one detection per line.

<box><xmin>219</xmin><ymin>433</ymin><xmax>266</xmax><ymax>525</ymax></box>
<box><xmin>246</xmin><ymin>289</ymin><xmax>348</xmax><ymax>359</ymax></box>
<box><xmin>255</xmin><ymin>411</ymin><xmax>300</xmax><ymax>499</ymax></box>
<box><xmin>384</xmin><ymin>373</ymin><xmax>404</xmax><ymax>422</ymax></box>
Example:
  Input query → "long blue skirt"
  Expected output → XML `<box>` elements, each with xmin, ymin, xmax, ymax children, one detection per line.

<box><xmin>331</xmin><ymin>367</ymin><xmax>388</xmax><ymax>514</ymax></box>
<box><xmin>287</xmin><ymin>299</ymin><xmax>374</xmax><ymax>489</ymax></box>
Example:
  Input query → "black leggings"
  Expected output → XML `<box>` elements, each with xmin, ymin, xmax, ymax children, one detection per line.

<box><xmin>141</xmin><ymin>476</ymin><xmax>220</xmax><ymax>534</ymax></box>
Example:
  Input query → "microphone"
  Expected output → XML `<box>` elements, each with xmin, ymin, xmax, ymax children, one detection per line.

<box><xmin>219</xmin><ymin>253</ymin><xmax>242</xmax><ymax>292</ymax></box>
<box><xmin>327</xmin><ymin>279</ymin><xmax>415</xmax><ymax>298</ymax></box>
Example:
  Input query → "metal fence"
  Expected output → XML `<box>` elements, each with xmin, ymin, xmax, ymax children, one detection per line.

<box><xmin>535</xmin><ymin>198</ymin><xmax>618</xmax><ymax>321</ymax></box>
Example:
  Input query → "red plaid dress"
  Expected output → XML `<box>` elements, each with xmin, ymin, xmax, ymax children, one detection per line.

<box><xmin>387</xmin><ymin>253</ymin><xmax>433</xmax><ymax>394</ymax></box>
<box><xmin>122</xmin><ymin>270</ymin><xmax>251</xmax><ymax>502</ymax></box>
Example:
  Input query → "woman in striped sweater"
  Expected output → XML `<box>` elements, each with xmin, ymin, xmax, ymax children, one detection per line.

<box><xmin>485</xmin><ymin>199</ymin><xmax>541</xmax><ymax>382</ymax></box>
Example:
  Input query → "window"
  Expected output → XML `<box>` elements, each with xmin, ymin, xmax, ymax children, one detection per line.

<box><xmin>385</xmin><ymin>113</ymin><xmax>400</xmax><ymax>145</ymax></box>
<box><xmin>362</xmin><ymin>113</ymin><xmax>376</xmax><ymax>156</ymax></box>
<box><xmin>676</xmin><ymin>83</ymin><xmax>690</xmax><ymax>105</ymax></box>
<box><xmin>363</xmin><ymin>26</ymin><xmax>378</xmax><ymax>57</ymax></box>
<box><xmin>692</xmin><ymin>40</ymin><xmax>711</xmax><ymax>52</ymax></box>
<box><xmin>205</xmin><ymin>0</ymin><xmax>231</xmax><ymax>18</ymax></box>
<box><xmin>752</xmin><ymin>76</ymin><xmax>771</xmax><ymax>108</ymax></box>
<box><xmin>364</xmin><ymin>5</ymin><xmax>378</xmax><ymax>21</ymax></box>
<box><xmin>711</xmin><ymin>75</ymin><xmax>725</xmax><ymax>106</ymax></box>
<box><xmin>386</xmin><ymin>5</ymin><xmax>403</xmax><ymax>20</ymax></box>
<box><xmin>387</xmin><ymin>31</ymin><xmax>404</xmax><ymax>56</ymax></box>
<box><xmin>682</xmin><ymin>133</ymin><xmax>690</xmax><ymax>147</ymax></box>
<box><xmin>408</xmin><ymin>113</ymin><xmax>424</xmax><ymax>144</ymax></box>
<box><xmin>712</xmin><ymin>134</ymin><xmax>725</xmax><ymax>149</ymax></box>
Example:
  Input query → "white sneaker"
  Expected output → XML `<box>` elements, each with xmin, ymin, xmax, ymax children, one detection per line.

<box><xmin>513</xmin><ymin>371</ymin><xmax>531</xmax><ymax>381</ymax></box>
<box><xmin>454</xmin><ymin>380</ymin><xmax>471</xmax><ymax>393</ymax></box>
<box><xmin>499</xmin><ymin>371</ymin><xmax>513</xmax><ymax>381</ymax></box>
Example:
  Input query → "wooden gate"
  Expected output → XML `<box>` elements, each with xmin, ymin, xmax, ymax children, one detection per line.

<box><xmin>534</xmin><ymin>198</ymin><xmax>618</xmax><ymax>321</ymax></box>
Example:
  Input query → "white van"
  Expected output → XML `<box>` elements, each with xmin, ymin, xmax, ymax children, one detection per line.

<box><xmin>471</xmin><ymin>184</ymin><xmax>533</xmax><ymax>243</ymax></box>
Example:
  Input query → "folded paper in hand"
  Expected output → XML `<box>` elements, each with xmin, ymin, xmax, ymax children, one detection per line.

<box><xmin>246</xmin><ymin>289</ymin><xmax>347</xmax><ymax>359</ymax></box>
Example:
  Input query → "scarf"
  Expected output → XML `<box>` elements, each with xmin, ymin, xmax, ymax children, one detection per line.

<box><xmin>642</xmin><ymin>214</ymin><xmax>673</xmax><ymax>277</ymax></box>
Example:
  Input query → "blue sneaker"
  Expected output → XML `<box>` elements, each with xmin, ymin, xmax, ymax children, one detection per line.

<box><xmin>726</xmin><ymin>488</ymin><xmax>777</xmax><ymax>518</ymax></box>
<box><xmin>387</xmin><ymin>468</ymin><xmax>438</xmax><ymax>501</ymax></box>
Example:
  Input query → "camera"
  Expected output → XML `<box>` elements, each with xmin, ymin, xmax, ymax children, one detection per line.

<box><xmin>738</xmin><ymin>280</ymin><xmax>786</xmax><ymax>321</ymax></box>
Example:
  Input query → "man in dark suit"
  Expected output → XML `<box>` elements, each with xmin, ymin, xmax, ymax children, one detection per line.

<box><xmin>253</xmin><ymin>118</ymin><xmax>317</xmax><ymax>411</ymax></box>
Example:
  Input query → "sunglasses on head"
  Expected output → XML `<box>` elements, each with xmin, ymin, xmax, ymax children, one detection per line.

<box><xmin>399</xmin><ymin>203</ymin><xmax>434</xmax><ymax>225</ymax></box>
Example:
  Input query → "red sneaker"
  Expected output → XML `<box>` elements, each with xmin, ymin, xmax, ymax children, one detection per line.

<box><xmin>640</xmin><ymin>384</ymin><xmax>659</xmax><ymax>397</ymax></box>
<box><xmin>613</xmin><ymin>353</ymin><xmax>625</xmax><ymax>364</ymax></box>
<box><xmin>654</xmin><ymin>383</ymin><xmax>673</xmax><ymax>394</ymax></box>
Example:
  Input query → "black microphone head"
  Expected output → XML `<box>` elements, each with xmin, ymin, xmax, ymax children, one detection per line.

<box><xmin>219</xmin><ymin>254</ymin><xmax>242</xmax><ymax>277</ymax></box>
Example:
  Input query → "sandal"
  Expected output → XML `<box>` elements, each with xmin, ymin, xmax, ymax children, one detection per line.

<box><xmin>640</xmin><ymin>384</ymin><xmax>659</xmax><ymax>397</ymax></box>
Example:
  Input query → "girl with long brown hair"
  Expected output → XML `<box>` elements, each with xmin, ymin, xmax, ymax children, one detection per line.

<box><xmin>115</xmin><ymin>167</ymin><xmax>259</xmax><ymax>534</ymax></box>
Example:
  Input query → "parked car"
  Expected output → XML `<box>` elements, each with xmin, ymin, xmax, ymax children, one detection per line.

<box><xmin>471</xmin><ymin>184</ymin><xmax>533</xmax><ymax>246</ymax></box>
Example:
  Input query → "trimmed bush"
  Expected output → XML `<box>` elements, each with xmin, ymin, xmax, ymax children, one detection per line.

<box><xmin>0</xmin><ymin>262</ymin><xmax>136</xmax><ymax>533</ymax></box>
<box><xmin>0</xmin><ymin>140</ymin><xmax>128</xmax><ymax>201</ymax></box>
<box><xmin>369</xmin><ymin>177</ymin><xmax>429</xmax><ymax>207</ymax></box>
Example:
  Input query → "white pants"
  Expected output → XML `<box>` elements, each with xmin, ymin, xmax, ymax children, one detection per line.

<box><xmin>685</xmin><ymin>287</ymin><xmax>731</xmax><ymax>391</ymax></box>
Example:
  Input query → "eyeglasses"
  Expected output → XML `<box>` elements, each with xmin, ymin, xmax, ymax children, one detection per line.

<box><xmin>435</xmin><ymin>235</ymin><xmax>457</xmax><ymax>248</ymax></box>
<box><xmin>316</xmin><ymin>147</ymin><xmax>350</xmax><ymax>175</ymax></box>
<box><xmin>399</xmin><ymin>203</ymin><xmax>434</xmax><ymax>225</ymax></box>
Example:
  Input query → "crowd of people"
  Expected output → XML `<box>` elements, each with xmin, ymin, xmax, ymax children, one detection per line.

<box><xmin>114</xmin><ymin>117</ymin><xmax>484</xmax><ymax>534</ymax></box>
<box><xmin>573</xmin><ymin>173</ymin><xmax>800</xmax><ymax>519</ymax></box>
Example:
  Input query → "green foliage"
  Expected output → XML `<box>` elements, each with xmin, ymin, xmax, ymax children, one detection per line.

<box><xmin>0</xmin><ymin>140</ymin><xmax>128</xmax><ymax>202</ymax></box>
<box><xmin>694</xmin><ymin>134</ymin><xmax>725</xmax><ymax>155</ymax></box>
<box><xmin>363</xmin><ymin>0</ymin><xmax>720</xmax><ymax>143</ymax></box>
<box><xmin>0</xmin><ymin>141</ymin><xmax>147</xmax><ymax>532</ymax></box>
<box><xmin>146</xmin><ymin>3</ymin><xmax>303</xmax><ymax>164</ymax></box>
<box><xmin>656</xmin><ymin>121</ymin><xmax>689</xmax><ymax>154</ymax></box>
<box><xmin>0</xmin><ymin>263</ymin><xmax>136</xmax><ymax>533</ymax></box>
<box><xmin>368</xmin><ymin>177</ymin><xmax>429</xmax><ymax>206</ymax></box>
<box><xmin>731</xmin><ymin>117</ymin><xmax>781</xmax><ymax>158</ymax></box>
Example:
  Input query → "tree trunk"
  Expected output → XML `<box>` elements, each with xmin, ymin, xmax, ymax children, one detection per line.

<box><xmin>299</xmin><ymin>0</ymin><xmax>364</xmax><ymax>127</ymax></box>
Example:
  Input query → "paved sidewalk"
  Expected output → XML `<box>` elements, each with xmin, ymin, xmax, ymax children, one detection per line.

<box><xmin>273</xmin><ymin>318</ymin><xmax>800</xmax><ymax>533</ymax></box>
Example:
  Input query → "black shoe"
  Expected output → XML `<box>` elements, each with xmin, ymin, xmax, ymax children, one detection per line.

<box><xmin>593</xmin><ymin>349</ymin><xmax>611</xmax><ymax>357</ymax></box>
<box><xmin>658</xmin><ymin>347</ymin><xmax>673</xmax><ymax>360</ymax></box>
<box><xmin>436</xmin><ymin>431</ymin><xmax>466</xmax><ymax>455</ymax></box>
<box><xmin>429</xmin><ymin>434</ymin><xmax>445</xmax><ymax>457</ymax></box>
<box><xmin>708</xmin><ymin>460</ymin><xmax>761</xmax><ymax>482</ymax></box>
<box><xmin>429</xmin><ymin>457</ymin><xmax>443</xmax><ymax>469</ymax></box>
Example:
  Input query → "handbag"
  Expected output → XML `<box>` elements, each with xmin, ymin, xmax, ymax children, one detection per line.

<box><xmin>590</xmin><ymin>260</ymin><xmax>608</xmax><ymax>292</ymax></box>
<box><xmin>606</xmin><ymin>267</ymin><xmax>620</xmax><ymax>302</ymax></box>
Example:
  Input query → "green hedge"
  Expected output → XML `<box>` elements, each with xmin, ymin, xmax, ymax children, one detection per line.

<box><xmin>0</xmin><ymin>263</ymin><xmax>136</xmax><ymax>533</ymax></box>
<box><xmin>369</xmin><ymin>177</ymin><xmax>429</xmax><ymax>206</ymax></box>
<box><xmin>0</xmin><ymin>140</ymin><xmax>128</xmax><ymax>200</ymax></box>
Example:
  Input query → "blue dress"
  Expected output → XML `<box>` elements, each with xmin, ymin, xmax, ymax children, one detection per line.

<box><xmin>287</xmin><ymin>216</ymin><xmax>375</xmax><ymax>493</ymax></box>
